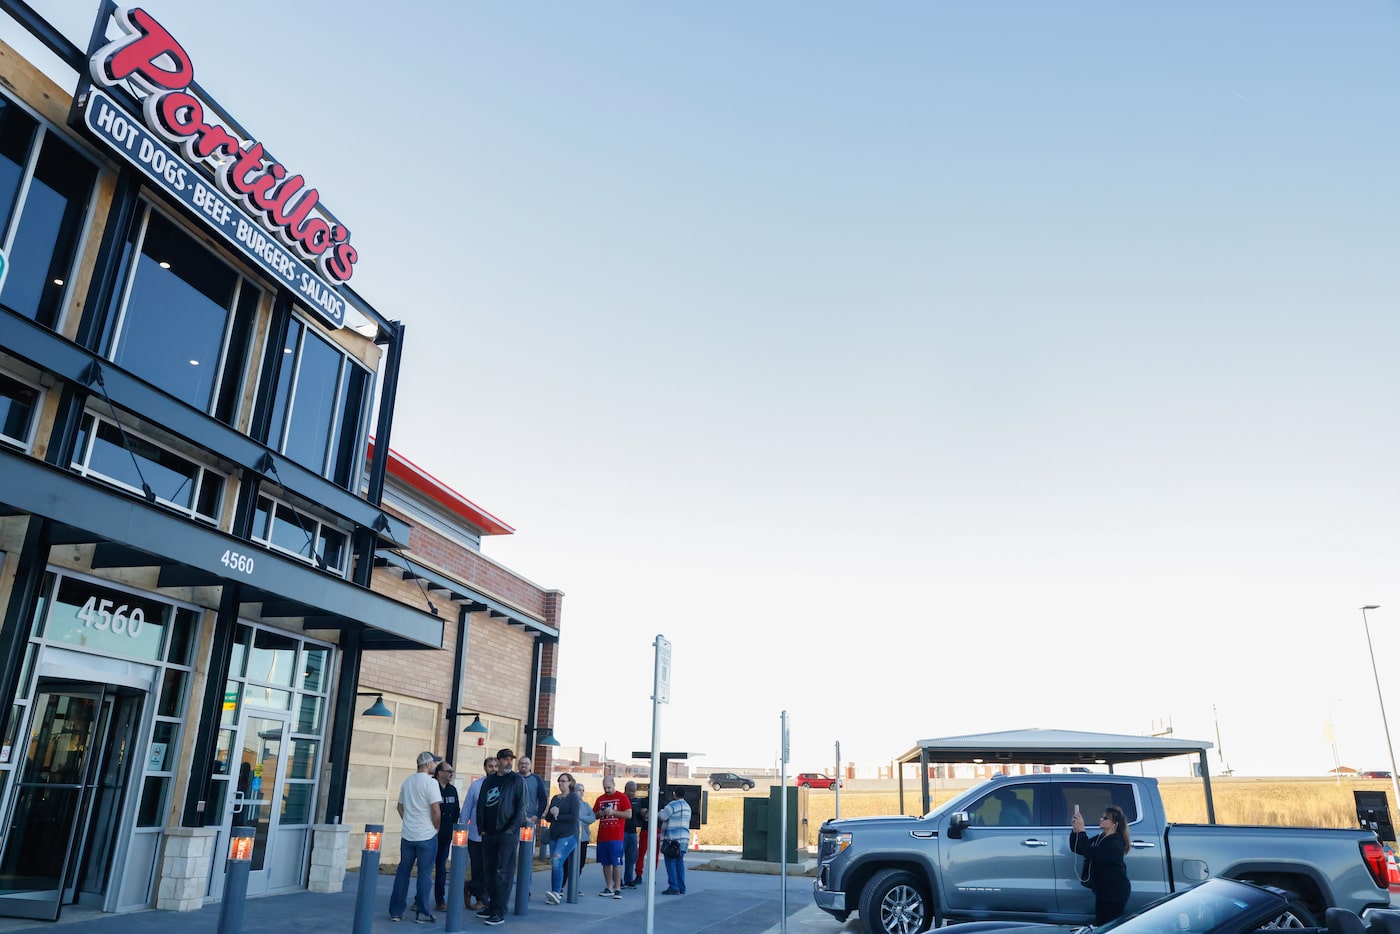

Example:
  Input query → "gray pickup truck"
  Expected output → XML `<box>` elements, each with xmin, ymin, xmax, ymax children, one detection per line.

<box><xmin>814</xmin><ymin>773</ymin><xmax>1393</xmax><ymax>934</ymax></box>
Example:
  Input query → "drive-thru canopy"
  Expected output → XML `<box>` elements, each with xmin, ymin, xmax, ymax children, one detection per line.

<box><xmin>896</xmin><ymin>728</ymin><xmax>1218</xmax><ymax>822</ymax></box>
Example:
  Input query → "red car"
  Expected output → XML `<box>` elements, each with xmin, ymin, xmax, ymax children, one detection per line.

<box><xmin>795</xmin><ymin>772</ymin><xmax>842</xmax><ymax>789</ymax></box>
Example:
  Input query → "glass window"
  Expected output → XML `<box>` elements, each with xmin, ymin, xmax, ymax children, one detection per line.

<box><xmin>970</xmin><ymin>785</ymin><xmax>1038</xmax><ymax>827</ymax></box>
<box><xmin>44</xmin><ymin>575</ymin><xmax>167</xmax><ymax>662</ymax></box>
<box><xmin>157</xmin><ymin>669</ymin><xmax>187</xmax><ymax>718</ymax></box>
<box><xmin>137</xmin><ymin>776</ymin><xmax>168</xmax><ymax>827</ymax></box>
<box><xmin>166</xmin><ymin>607</ymin><xmax>198</xmax><ymax>666</ymax></box>
<box><xmin>264</xmin><ymin>311</ymin><xmax>371</xmax><ymax>490</ymax></box>
<box><xmin>71</xmin><ymin>413</ymin><xmax>225</xmax><ymax>522</ymax></box>
<box><xmin>0</xmin><ymin>100</ymin><xmax>97</xmax><ymax>329</ymax></box>
<box><xmin>109</xmin><ymin>208</ymin><xmax>260</xmax><ymax>416</ymax></box>
<box><xmin>301</xmin><ymin>647</ymin><xmax>329</xmax><ymax>693</ymax></box>
<box><xmin>252</xmin><ymin>495</ymin><xmax>349</xmax><ymax>575</ymax></box>
<box><xmin>282</xmin><ymin>782</ymin><xmax>314</xmax><ymax>824</ymax></box>
<box><xmin>0</xmin><ymin>372</ymin><xmax>40</xmax><ymax>449</ymax></box>
<box><xmin>149</xmin><ymin>721</ymin><xmax>177</xmax><ymax>771</ymax></box>
<box><xmin>285</xmin><ymin>739</ymin><xmax>318</xmax><ymax>780</ymax></box>
<box><xmin>295</xmin><ymin>695</ymin><xmax>323</xmax><ymax>734</ymax></box>
<box><xmin>247</xmin><ymin>629</ymin><xmax>297</xmax><ymax>687</ymax></box>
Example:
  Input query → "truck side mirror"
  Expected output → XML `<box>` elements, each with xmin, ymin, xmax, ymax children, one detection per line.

<box><xmin>948</xmin><ymin>811</ymin><xmax>970</xmax><ymax>839</ymax></box>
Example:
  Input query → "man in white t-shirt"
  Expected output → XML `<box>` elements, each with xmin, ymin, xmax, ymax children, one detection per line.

<box><xmin>389</xmin><ymin>750</ymin><xmax>443</xmax><ymax>923</ymax></box>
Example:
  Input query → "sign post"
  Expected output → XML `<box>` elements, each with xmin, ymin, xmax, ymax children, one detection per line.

<box><xmin>780</xmin><ymin>710</ymin><xmax>790</xmax><ymax>932</ymax></box>
<box><xmin>645</xmin><ymin>635</ymin><xmax>671</xmax><ymax>934</ymax></box>
<box><xmin>835</xmin><ymin>739</ymin><xmax>842</xmax><ymax>820</ymax></box>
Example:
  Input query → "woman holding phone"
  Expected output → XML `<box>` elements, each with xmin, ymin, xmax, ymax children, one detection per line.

<box><xmin>1070</xmin><ymin>804</ymin><xmax>1131</xmax><ymax>924</ymax></box>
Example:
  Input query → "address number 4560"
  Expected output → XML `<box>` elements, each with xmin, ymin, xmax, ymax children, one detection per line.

<box><xmin>221</xmin><ymin>550</ymin><xmax>255</xmax><ymax>575</ymax></box>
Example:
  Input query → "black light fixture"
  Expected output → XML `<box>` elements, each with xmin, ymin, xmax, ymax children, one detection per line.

<box><xmin>357</xmin><ymin>692</ymin><xmax>393</xmax><ymax>718</ymax></box>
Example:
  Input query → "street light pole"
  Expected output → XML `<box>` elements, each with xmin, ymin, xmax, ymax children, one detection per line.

<box><xmin>1359</xmin><ymin>605</ymin><xmax>1400</xmax><ymax>819</ymax></box>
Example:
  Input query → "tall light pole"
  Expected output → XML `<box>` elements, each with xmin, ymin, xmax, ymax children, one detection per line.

<box><xmin>1359</xmin><ymin>605</ymin><xmax>1400</xmax><ymax>819</ymax></box>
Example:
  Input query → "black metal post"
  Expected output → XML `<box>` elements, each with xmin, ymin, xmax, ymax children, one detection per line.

<box><xmin>565</xmin><ymin>845</ymin><xmax>578</xmax><ymax>903</ymax></box>
<box><xmin>216</xmin><ymin>828</ymin><xmax>255</xmax><ymax>934</ymax></box>
<box><xmin>324</xmin><ymin>627</ymin><xmax>364</xmax><ymax>824</ymax></box>
<box><xmin>353</xmin><ymin>824</ymin><xmax>383</xmax><ymax>934</ymax></box>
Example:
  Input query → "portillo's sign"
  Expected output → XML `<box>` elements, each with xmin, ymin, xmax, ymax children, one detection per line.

<box><xmin>78</xmin><ymin>7</ymin><xmax>358</xmax><ymax>328</ymax></box>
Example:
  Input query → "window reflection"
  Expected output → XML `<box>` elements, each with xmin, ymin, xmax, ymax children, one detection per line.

<box><xmin>71</xmin><ymin>413</ymin><xmax>224</xmax><ymax>522</ymax></box>
<box><xmin>0</xmin><ymin>372</ymin><xmax>39</xmax><ymax>448</ymax></box>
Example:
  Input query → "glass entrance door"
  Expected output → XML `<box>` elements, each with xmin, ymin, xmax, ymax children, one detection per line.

<box><xmin>230</xmin><ymin>714</ymin><xmax>291</xmax><ymax>895</ymax></box>
<box><xmin>0</xmin><ymin>684</ymin><xmax>106</xmax><ymax>921</ymax></box>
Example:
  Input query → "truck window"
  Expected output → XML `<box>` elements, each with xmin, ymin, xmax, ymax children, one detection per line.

<box><xmin>1051</xmin><ymin>783</ymin><xmax>1139</xmax><ymax>826</ymax></box>
<box><xmin>968</xmin><ymin>785</ymin><xmax>1039</xmax><ymax>826</ymax></box>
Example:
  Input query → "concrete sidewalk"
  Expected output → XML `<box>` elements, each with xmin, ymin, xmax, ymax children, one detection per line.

<box><xmin>0</xmin><ymin>853</ymin><xmax>858</xmax><ymax>934</ymax></box>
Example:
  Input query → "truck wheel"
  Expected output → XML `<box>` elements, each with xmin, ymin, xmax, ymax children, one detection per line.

<box><xmin>1261</xmin><ymin>902</ymin><xmax>1317</xmax><ymax>929</ymax></box>
<box><xmin>859</xmin><ymin>868</ymin><xmax>932</xmax><ymax>934</ymax></box>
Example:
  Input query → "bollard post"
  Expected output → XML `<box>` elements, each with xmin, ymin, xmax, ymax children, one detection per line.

<box><xmin>445</xmin><ymin>823</ymin><xmax>468</xmax><ymax>933</ymax></box>
<box><xmin>216</xmin><ymin>827</ymin><xmax>255</xmax><ymax>934</ymax></box>
<box><xmin>352</xmin><ymin>825</ymin><xmax>383</xmax><ymax>934</ymax></box>
<box><xmin>513</xmin><ymin>824</ymin><xmax>533</xmax><ymax>916</ymax></box>
<box><xmin>565</xmin><ymin>842</ymin><xmax>578</xmax><ymax>903</ymax></box>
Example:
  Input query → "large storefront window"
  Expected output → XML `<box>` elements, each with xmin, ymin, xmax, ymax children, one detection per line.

<box><xmin>70</xmin><ymin>412</ymin><xmax>226</xmax><ymax>523</ymax></box>
<box><xmin>0</xmin><ymin>96</ymin><xmax>99</xmax><ymax>329</ymax></box>
<box><xmin>264</xmin><ymin>314</ymin><xmax>371</xmax><ymax>489</ymax></box>
<box><xmin>106</xmin><ymin>207</ymin><xmax>261</xmax><ymax>424</ymax></box>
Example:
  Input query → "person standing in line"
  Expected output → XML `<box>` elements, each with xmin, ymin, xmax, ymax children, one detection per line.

<box><xmin>592</xmin><ymin>776</ymin><xmax>632</xmax><ymax>898</ymax></box>
<box><xmin>659</xmin><ymin>788</ymin><xmax>692</xmax><ymax>896</ymax></box>
<box><xmin>541</xmin><ymin>773</ymin><xmax>581</xmax><ymax>904</ymax></box>
<box><xmin>518</xmin><ymin>756</ymin><xmax>549</xmax><ymax>863</ymax></box>
<box><xmin>462</xmin><ymin>755</ymin><xmax>497</xmax><ymax>912</ymax></box>
<box><xmin>475</xmin><ymin>747</ymin><xmax>527</xmax><ymax>927</ymax></box>
<box><xmin>388</xmin><ymin>751</ymin><xmax>443</xmax><ymax>923</ymax></box>
<box><xmin>430</xmin><ymin>761</ymin><xmax>460</xmax><ymax>913</ymax></box>
<box><xmin>1070</xmin><ymin>804</ymin><xmax>1131</xmax><ymax>924</ymax></box>
<box><xmin>621</xmin><ymin>780</ymin><xmax>642</xmax><ymax>889</ymax></box>
<box><xmin>575</xmin><ymin>781</ymin><xmax>595</xmax><ymax>870</ymax></box>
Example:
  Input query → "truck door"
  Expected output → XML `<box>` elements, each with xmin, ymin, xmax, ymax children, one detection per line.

<box><xmin>1050</xmin><ymin>781</ymin><xmax>1169</xmax><ymax>918</ymax></box>
<box><xmin>939</xmin><ymin>782</ymin><xmax>1058</xmax><ymax>918</ymax></box>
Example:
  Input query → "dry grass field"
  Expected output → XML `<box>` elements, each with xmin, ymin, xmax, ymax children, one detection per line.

<box><xmin>694</xmin><ymin>778</ymin><xmax>1389</xmax><ymax>849</ymax></box>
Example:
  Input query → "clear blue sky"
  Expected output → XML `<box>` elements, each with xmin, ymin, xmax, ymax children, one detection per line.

<box><xmin>15</xmin><ymin>1</ymin><xmax>1400</xmax><ymax>777</ymax></box>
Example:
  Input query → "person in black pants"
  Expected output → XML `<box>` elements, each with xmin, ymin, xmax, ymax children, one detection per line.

<box><xmin>475</xmin><ymin>747</ymin><xmax>527</xmax><ymax>926</ymax></box>
<box><xmin>1070</xmin><ymin>804</ymin><xmax>1131</xmax><ymax>924</ymax></box>
<box><xmin>431</xmin><ymin>761</ymin><xmax>461</xmax><ymax>912</ymax></box>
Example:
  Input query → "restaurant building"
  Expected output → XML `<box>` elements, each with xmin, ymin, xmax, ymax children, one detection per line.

<box><xmin>0</xmin><ymin>1</ymin><xmax>560</xmax><ymax>920</ymax></box>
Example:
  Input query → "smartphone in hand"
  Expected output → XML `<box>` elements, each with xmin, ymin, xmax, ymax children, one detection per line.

<box><xmin>1073</xmin><ymin>804</ymin><xmax>1081</xmax><ymax>818</ymax></box>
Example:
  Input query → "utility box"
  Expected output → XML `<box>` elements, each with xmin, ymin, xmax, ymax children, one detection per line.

<box><xmin>1355</xmin><ymin>790</ymin><xmax>1395</xmax><ymax>842</ymax></box>
<box><xmin>741</xmin><ymin>786</ymin><xmax>799</xmax><ymax>861</ymax></box>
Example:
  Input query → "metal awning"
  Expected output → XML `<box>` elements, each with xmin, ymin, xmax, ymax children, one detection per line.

<box><xmin>373</xmin><ymin>550</ymin><xmax>557</xmax><ymax>638</ymax></box>
<box><xmin>896</xmin><ymin>728</ymin><xmax>1217</xmax><ymax>822</ymax></box>
<box><xmin>0</xmin><ymin>449</ymin><xmax>442</xmax><ymax>650</ymax></box>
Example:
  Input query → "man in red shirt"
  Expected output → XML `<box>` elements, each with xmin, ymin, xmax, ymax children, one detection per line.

<box><xmin>592</xmin><ymin>776</ymin><xmax>632</xmax><ymax>898</ymax></box>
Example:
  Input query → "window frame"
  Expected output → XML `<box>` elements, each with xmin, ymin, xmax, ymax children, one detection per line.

<box><xmin>104</xmin><ymin>201</ymin><xmax>263</xmax><ymax>422</ymax></box>
<box><xmin>250</xmin><ymin>492</ymin><xmax>351</xmax><ymax>577</ymax></box>
<box><xmin>70</xmin><ymin>409</ymin><xmax>228</xmax><ymax>524</ymax></box>
<box><xmin>0</xmin><ymin>367</ymin><xmax>44</xmax><ymax>453</ymax></box>
<box><xmin>0</xmin><ymin>92</ymin><xmax>101</xmax><ymax>331</ymax></box>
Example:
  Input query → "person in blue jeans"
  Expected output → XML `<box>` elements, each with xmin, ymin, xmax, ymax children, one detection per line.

<box><xmin>542</xmin><ymin>773</ymin><xmax>581</xmax><ymax>904</ymax></box>
<box><xmin>388</xmin><ymin>751</ymin><xmax>443</xmax><ymax>922</ymax></box>
<box><xmin>659</xmin><ymin>787</ymin><xmax>692</xmax><ymax>895</ymax></box>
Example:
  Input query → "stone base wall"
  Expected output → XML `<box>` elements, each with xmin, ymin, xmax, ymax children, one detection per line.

<box><xmin>308</xmin><ymin>824</ymin><xmax>350</xmax><ymax>893</ymax></box>
<box><xmin>156</xmin><ymin>827</ymin><xmax>217</xmax><ymax>911</ymax></box>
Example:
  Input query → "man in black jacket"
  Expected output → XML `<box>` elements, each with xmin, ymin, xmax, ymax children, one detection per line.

<box><xmin>475</xmin><ymin>747</ymin><xmax>527</xmax><ymax>925</ymax></box>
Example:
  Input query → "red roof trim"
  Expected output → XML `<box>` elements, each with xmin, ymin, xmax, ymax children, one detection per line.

<box><xmin>368</xmin><ymin>440</ymin><xmax>514</xmax><ymax>536</ymax></box>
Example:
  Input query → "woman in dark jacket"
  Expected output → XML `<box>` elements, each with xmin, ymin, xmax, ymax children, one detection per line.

<box><xmin>1070</xmin><ymin>804</ymin><xmax>1130</xmax><ymax>924</ymax></box>
<box><xmin>542</xmin><ymin>773</ymin><xmax>583</xmax><ymax>904</ymax></box>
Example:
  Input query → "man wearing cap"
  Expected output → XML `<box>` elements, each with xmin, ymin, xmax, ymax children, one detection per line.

<box><xmin>475</xmin><ymin>748</ymin><xmax>527</xmax><ymax>926</ymax></box>
<box><xmin>389</xmin><ymin>751</ymin><xmax>443</xmax><ymax>923</ymax></box>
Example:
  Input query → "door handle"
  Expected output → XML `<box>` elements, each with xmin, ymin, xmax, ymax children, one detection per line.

<box><xmin>1022</xmin><ymin>839</ymin><xmax>1050</xmax><ymax>847</ymax></box>
<box><xmin>1130</xmin><ymin>841</ymin><xmax>1156</xmax><ymax>848</ymax></box>
<box><xmin>232</xmin><ymin>791</ymin><xmax>246</xmax><ymax>814</ymax></box>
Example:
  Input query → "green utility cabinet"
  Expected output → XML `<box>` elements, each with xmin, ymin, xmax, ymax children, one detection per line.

<box><xmin>741</xmin><ymin>786</ymin><xmax>799</xmax><ymax>862</ymax></box>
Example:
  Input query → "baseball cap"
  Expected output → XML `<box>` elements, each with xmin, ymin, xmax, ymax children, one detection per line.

<box><xmin>417</xmin><ymin>751</ymin><xmax>441</xmax><ymax>767</ymax></box>
<box><xmin>496</xmin><ymin>748</ymin><xmax>516</xmax><ymax>760</ymax></box>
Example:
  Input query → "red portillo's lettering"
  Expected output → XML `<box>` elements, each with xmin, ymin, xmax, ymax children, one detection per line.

<box><xmin>91</xmin><ymin>7</ymin><xmax>192</xmax><ymax>93</ymax></box>
<box><xmin>89</xmin><ymin>6</ymin><xmax>358</xmax><ymax>284</ymax></box>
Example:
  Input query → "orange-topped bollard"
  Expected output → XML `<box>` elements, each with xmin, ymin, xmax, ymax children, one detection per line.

<box><xmin>216</xmin><ymin>827</ymin><xmax>255</xmax><ymax>934</ymax></box>
<box><xmin>353</xmin><ymin>824</ymin><xmax>384</xmax><ymax>934</ymax></box>
<box><xmin>514</xmin><ymin>824</ymin><xmax>535</xmax><ymax>916</ymax></box>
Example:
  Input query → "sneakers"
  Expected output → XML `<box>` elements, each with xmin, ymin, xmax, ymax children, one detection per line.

<box><xmin>484</xmin><ymin>916</ymin><xmax>505</xmax><ymax>926</ymax></box>
<box><xmin>661</xmin><ymin>888</ymin><xmax>679</xmax><ymax>895</ymax></box>
<box><xmin>390</xmin><ymin>917</ymin><xmax>404</xmax><ymax>923</ymax></box>
<box><xmin>435</xmin><ymin>902</ymin><xmax>448</xmax><ymax>912</ymax></box>
<box><xmin>414</xmin><ymin>912</ymin><xmax>436</xmax><ymax>924</ymax></box>
<box><xmin>613</xmin><ymin>889</ymin><xmax>622</xmax><ymax>899</ymax></box>
<box><xmin>544</xmin><ymin>890</ymin><xmax>561</xmax><ymax>905</ymax></box>
<box><xmin>476</xmin><ymin>907</ymin><xmax>494</xmax><ymax>918</ymax></box>
<box><xmin>599</xmin><ymin>888</ymin><xmax>613</xmax><ymax>897</ymax></box>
